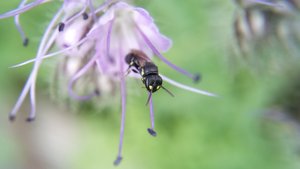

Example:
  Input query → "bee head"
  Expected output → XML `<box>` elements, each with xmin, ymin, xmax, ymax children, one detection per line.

<box><xmin>125</xmin><ymin>53</ymin><xmax>135</xmax><ymax>65</ymax></box>
<box><xmin>144</xmin><ymin>75</ymin><xmax>163</xmax><ymax>93</ymax></box>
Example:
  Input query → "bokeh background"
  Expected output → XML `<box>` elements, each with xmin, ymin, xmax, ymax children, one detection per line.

<box><xmin>1</xmin><ymin>0</ymin><xmax>300</xmax><ymax>169</ymax></box>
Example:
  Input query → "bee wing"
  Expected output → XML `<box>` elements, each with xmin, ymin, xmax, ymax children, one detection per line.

<box><xmin>130</xmin><ymin>49</ymin><xmax>152</xmax><ymax>62</ymax></box>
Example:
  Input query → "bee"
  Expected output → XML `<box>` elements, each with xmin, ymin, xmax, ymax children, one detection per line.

<box><xmin>125</xmin><ymin>50</ymin><xmax>173</xmax><ymax>102</ymax></box>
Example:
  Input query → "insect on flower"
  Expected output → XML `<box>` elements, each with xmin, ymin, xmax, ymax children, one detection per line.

<box><xmin>1</xmin><ymin>0</ymin><xmax>217</xmax><ymax>165</ymax></box>
<box><xmin>125</xmin><ymin>50</ymin><xmax>174</xmax><ymax>100</ymax></box>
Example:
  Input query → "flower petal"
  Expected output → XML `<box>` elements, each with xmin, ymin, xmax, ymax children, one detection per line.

<box><xmin>133</xmin><ymin>7</ymin><xmax>172</xmax><ymax>52</ymax></box>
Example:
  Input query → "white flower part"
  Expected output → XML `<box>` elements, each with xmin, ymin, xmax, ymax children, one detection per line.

<box><xmin>65</xmin><ymin>57</ymin><xmax>82</xmax><ymax>76</ymax></box>
<box><xmin>97</xmin><ymin>75</ymin><xmax>114</xmax><ymax>93</ymax></box>
<box><xmin>56</xmin><ymin>17</ymin><xmax>94</xmax><ymax>58</ymax></box>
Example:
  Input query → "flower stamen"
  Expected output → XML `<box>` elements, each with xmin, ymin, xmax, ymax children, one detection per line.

<box><xmin>147</xmin><ymin>92</ymin><xmax>157</xmax><ymax>137</ymax></box>
<box><xmin>87</xmin><ymin>0</ymin><xmax>97</xmax><ymax>22</ymax></box>
<box><xmin>114</xmin><ymin>45</ymin><xmax>127</xmax><ymax>166</ymax></box>
<box><xmin>160</xmin><ymin>74</ymin><xmax>217</xmax><ymax>97</ymax></box>
<box><xmin>136</xmin><ymin>25</ymin><xmax>201</xmax><ymax>83</ymax></box>
<box><xmin>10</xmin><ymin>36</ymin><xmax>88</xmax><ymax>68</ymax></box>
<box><xmin>14</xmin><ymin>0</ymin><xmax>30</xmax><ymax>46</ymax></box>
<box><xmin>0</xmin><ymin>0</ymin><xmax>48</xmax><ymax>19</ymax></box>
<box><xmin>9</xmin><ymin>6</ymin><xmax>64</xmax><ymax>122</ymax></box>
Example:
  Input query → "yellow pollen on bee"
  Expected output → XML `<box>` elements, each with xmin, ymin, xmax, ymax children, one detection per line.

<box><xmin>156</xmin><ymin>86</ymin><xmax>160</xmax><ymax>90</ymax></box>
<box><xmin>149</xmin><ymin>85</ymin><xmax>153</xmax><ymax>90</ymax></box>
<box><xmin>141</xmin><ymin>69</ymin><xmax>144</xmax><ymax>75</ymax></box>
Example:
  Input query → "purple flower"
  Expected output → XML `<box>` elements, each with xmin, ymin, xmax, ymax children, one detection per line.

<box><xmin>2</xmin><ymin>0</ymin><xmax>216</xmax><ymax>165</ymax></box>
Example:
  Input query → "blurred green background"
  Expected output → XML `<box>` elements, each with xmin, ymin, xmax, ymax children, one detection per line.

<box><xmin>1</xmin><ymin>0</ymin><xmax>300</xmax><ymax>169</ymax></box>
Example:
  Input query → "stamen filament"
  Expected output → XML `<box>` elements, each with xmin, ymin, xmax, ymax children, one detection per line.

<box><xmin>0</xmin><ymin>0</ymin><xmax>47</xmax><ymax>19</ymax></box>
<box><xmin>160</xmin><ymin>74</ymin><xmax>217</xmax><ymax>97</ymax></box>
<box><xmin>27</xmin><ymin>8</ymin><xmax>63</xmax><ymax>121</ymax></box>
<box><xmin>148</xmin><ymin>92</ymin><xmax>157</xmax><ymax>137</ymax></box>
<box><xmin>10</xmin><ymin>37</ymin><xmax>88</xmax><ymax>68</ymax></box>
<box><xmin>14</xmin><ymin>0</ymin><xmax>29</xmax><ymax>46</ymax></box>
<box><xmin>114</xmin><ymin>44</ymin><xmax>127</xmax><ymax>166</ymax></box>
<box><xmin>114</xmin><ymin>74</ymin><xmax>126</xmax><ymax>166</ymax></box>
<box><xmin>137</xmin><ymin>26</ymin><xmax>200</xmax><ymax>82</ymax></box>
<box><xmin>9</xmin><ymin>7</ymin><xmax>64</xmax><ymax>121</ymax></box>
<box><xmin>28</xmin><ymin>80</ymin><xmax>36</xmax><ymax>122</ymax></box>
<box><xmin>87</xmin><ymin>0</ymin><xmax>97</xmax><ymax>22</ymax></box>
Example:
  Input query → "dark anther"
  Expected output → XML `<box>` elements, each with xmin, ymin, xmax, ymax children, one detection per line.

<box><xmin>9</xmin><ymin>115</ymin><xmax>16</xmax><ymax>122</ymax></box>
<box><xmin>193</xmin><ymin>73</ymin><xmax>201</xmax><ymax>83</ymax></box>
<box><xmin>82</xmin><ymin>12</ymin><xmax>89</xmax><ymax>20</ymax></box>
<box><xmin>113</xmin><ymin>156</ymin><xmax>122</xmax><ymax>166</ymax></box>
<box><xmin>147</xmin><ymin>128</ymin><xmax>157</xmax><ymax>137</ymax></box>
<box><xmin>108</xmin><ymin>56</ymin><xmax>115</xmax><ymax>64</ymax></box>
<box><xmin>26</xmin><ymin>117</ymin><xmax>35</xmax><ymax>122</ymax></box>
<box><xmin>23</xmin><ymin>38</ymin><xmax>29</xmax><ymax>47</ymax></box>
<box><xmin>95</xmin><ymin>89</ymin><xmax>100</xmax><ymax>96</ymax></box>
<box><xmin>58</xmin><ymin>22</ymin><xmax>65</xmax><ymax>32</ymax></box>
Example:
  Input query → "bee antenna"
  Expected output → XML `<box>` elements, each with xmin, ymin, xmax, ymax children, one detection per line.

<box><xmin>125</xmin><ymin>65</ymin><xmax>136</xmax><ymax>76</ymax></box>
<box><xmin>145</xmin><ymin>92</ymin><xmax>152</xmax><ymax>105</ymax></box>
<box><xmin>161</xmin><ymin>86</ymin><xmax>174</xmax><ymax>97</ymax></box>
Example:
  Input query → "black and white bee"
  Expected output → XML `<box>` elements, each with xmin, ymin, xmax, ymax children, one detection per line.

<box><xmin>125</xmin><ymin>49</ymin><xmax>174</xmax><ymax>101</ymax></box>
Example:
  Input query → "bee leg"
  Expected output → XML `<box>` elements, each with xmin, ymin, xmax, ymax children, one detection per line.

<box><xmin>125</xmin><ymin>68</ymin><xmax>131</xmax><ymax>76</ymax></box>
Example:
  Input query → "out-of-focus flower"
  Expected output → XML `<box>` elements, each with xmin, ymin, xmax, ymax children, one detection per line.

<box><xmin>233</xmin><ymin>0</ymin><xmax>300</xmax><ymax>60</ymax></box>
<box><xmin>1</xmin><ymin>0</ymin><xmax>216</xmax><ymax>165</ymax></box>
